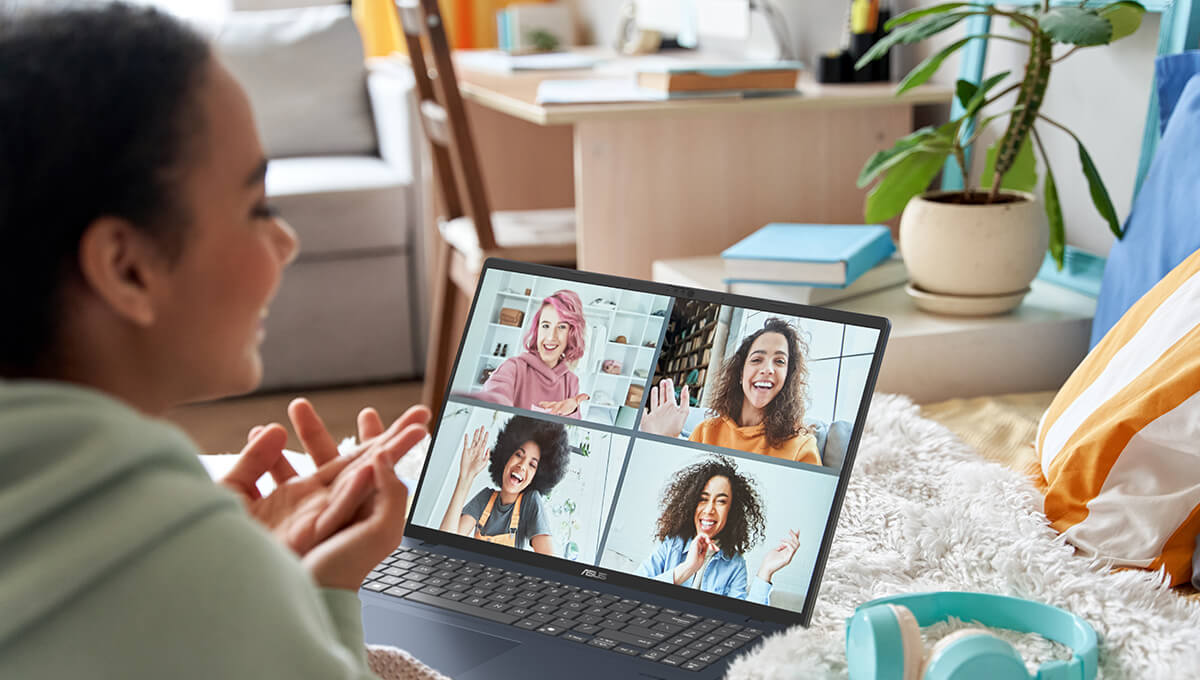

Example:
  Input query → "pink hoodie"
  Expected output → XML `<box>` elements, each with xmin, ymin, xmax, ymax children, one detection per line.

<box><xmin>473</xmin><ymin>351</ymin><xmax>583</xmax><ymax>418</ymax></box>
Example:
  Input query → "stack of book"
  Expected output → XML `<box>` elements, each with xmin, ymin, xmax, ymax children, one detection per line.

<box><xmin>720</xmin><ymin>223</ymin><xmax>904</xmax><ymax>306</ymax></box>
<box><xmin>635</xmin><ymin>61</ymin><xmax>803</xmax><ymax>94</ymax></box>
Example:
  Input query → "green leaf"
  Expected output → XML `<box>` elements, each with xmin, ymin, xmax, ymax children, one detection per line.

<box><xmin>859</xmin><ymin>127</ymin><xmax>934</xmax><ymax>188</ymax></box>
<box><xmin>1099</xmin><ymin>1</ymin><xmax>1146</xmax><ymax>42</ymax></box>
<box><xmin>864</xmin><ymin>149</ymin><xmax>951</xmax><ymax>223</ymax></box>
<box><xmin>859</xmin><ymin>119</ymin><xmax>963</xmax><ymax>189</ymax></box>
<box><xmin>980</xmin><ymin>135</ymin><xmax>1037</xmax><ymax>192</ymax></box>
<box><xmin>1044</xmin><ymin>161</ymin><xmax>1065</xmax><ymax>270</ymax></box>
<box><xmin>1039</xmin><ymin>7</ymin><xmax>1113</xmax><ymax>46</ymax></box>
<box><xmin>1078</xmin><ymin>143</ymin><xmax>1122</xmax><ymax>238</ymax></box>
<box><xmin>857</xmin><ymin>11</ymin><xmax>974</xmax><ymax>69</ymax></box>
<box><xmin>897</xmin><ymin>36</ymin><xmax>976</xmax><ymax>95</ymax></box>
<box><xmin>956</xmin><ymin>79</ymin><xmax>978</xmax><ymax>110</ymax></box>
<box><xmin>885</xmin><ymin>2</ymin><xmax>975</xmax><ymax>30</ymax></box>
<box><xmin>963</xmin><ymin>70</ymin><xmax>1011</xmax><ymax>119</ymax></box>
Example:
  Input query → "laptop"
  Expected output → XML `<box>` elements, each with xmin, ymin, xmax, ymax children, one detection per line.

<box><xmin>361</xmin><ymin>259</ymin><xmax>890</xmax><ymax>679</ymax></box>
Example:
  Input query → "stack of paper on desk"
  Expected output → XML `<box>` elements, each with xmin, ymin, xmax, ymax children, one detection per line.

<box><xmin>535</xmin><ymin>78</ymin><xmax>737</xmax><ymax>104</ymax></box>
<box><xmin>456</xmin><ymin>50</ymin><xmax>599</xmax><ymax>73</ymax></box>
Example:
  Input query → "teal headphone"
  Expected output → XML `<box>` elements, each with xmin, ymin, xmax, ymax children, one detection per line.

<box><xmin>846</xmin><ymin>592</ymin><xmax>1098</xmax><ymax>680</ymax></box>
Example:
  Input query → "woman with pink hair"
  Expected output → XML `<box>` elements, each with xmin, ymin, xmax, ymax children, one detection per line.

<box><xmin>474</xmin><ymin>290</ymin><xmax>591</xmax><ymax>418</ymax></box>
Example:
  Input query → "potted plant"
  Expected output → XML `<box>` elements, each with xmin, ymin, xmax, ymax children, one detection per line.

<box><xmin>856</xmin><ymin>1</ymin><xmax>1145</xmax><ymax>311</ymax></box>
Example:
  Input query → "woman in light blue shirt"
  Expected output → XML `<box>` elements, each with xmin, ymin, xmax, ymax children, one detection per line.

<box><xmin>637</xmin><ymin>456</ymin><xmax>801</xmax><ymax>605</ymax></box>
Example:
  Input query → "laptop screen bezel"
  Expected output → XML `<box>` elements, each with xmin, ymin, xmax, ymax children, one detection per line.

<box><xmin>404</xmin><ymin>258</ymin><xmax>890</xmax><ymax>627</ymax></box>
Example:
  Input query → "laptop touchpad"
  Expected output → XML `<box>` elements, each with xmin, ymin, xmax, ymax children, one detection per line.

<box><xmin>363</xmin><ymin>604</ymin><xmax>520</xmax><ymax>676</ymax></box>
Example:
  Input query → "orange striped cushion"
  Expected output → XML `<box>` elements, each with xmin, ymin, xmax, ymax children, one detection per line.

<box><xmin>1037</xmin><ymin>247</ymin><xmax>1200</xmax><ymax>586</ymax></box>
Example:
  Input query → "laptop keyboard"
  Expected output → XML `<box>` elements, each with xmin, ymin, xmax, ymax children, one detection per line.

<box><xmin>362</xmin><ymin>546</ymin><xmax>764</xmax><ymax>673</ymax></box>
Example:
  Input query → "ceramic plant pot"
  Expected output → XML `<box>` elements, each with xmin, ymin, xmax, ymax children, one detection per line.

<box><xmin>899</xmin><ymin>190</ymin><xmax>1047</xmax><ymax>315</ymax></box>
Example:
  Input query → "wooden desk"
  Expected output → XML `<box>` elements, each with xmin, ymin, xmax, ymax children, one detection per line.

<box><xmin>443</xmin><ymin>51</ymin><xmax>954</xmax><ymax>280</ymax></box>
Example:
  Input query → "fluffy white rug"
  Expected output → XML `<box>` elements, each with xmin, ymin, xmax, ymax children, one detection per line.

<box><xmin>726</xmin><ymin>394</ymin><xmax>1200</xmax><ymax>680</ymax></box>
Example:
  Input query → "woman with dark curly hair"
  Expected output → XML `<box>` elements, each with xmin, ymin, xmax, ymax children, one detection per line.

<box><xmin>640</xmin><ymin>318</ymin><xmax>821</xmax><ymax>464</ymax></box>
<box><xmin>636</xmin><ymin>456</ymin><xmax>801</xmax><ymax>604</ymax></box>
<box><xmin>438</xmin><ymin>415</ymin><xmax>571</xmax><ymax>553</ymax></box>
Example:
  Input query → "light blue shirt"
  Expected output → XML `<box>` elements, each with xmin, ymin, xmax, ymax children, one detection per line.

<box><xmin>636</xmin><ymin>536</ymin><xmax>772</xmax><ymax>605</ymax></box>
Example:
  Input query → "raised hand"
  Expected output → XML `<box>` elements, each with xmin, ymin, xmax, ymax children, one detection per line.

<box><xmin>459</xmin><ymin>426</ymin><xmax>491</xmax><ymax>483</ymax></box>
<box><xmin>757</xmin><ymin>529</ymin><xmax>801</xmax><ymax>583</ymax></box>
<box><xmin>673</xmin><ymin>532</ymin><xmax>713</xmax><ymax>585</ymax></box>
<box><xmin>537</xmin><ymin>392</ymin><xmax>590</xmax><ymax>416</ymax></box>
<box><xmin>639</xmin><ymin>379</ymin><xmax>690</xmax><ymax>438</ymax></box>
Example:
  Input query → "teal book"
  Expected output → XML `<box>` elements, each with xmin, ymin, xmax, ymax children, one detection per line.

<box><xmin>721</xmin><ymin>224</ymin><xmax>896</xmax><ymax>286</ymax></box>
<box><xmin>1035</xmin><ymin>246</ymin><xmax>1105</xmax><ymax>298</ymax></box>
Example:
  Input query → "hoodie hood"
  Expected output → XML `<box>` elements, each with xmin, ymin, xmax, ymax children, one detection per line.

<box><xmin>0</xmin><ymin>380</ymin><xmax>235</xmax><ymax>646</ymax></box>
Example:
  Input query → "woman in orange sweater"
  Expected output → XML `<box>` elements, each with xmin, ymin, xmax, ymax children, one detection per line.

<box><xmin>640</xmin><ymin>318</ymin><xmax>821</xmax><ymax>465</ymax></box>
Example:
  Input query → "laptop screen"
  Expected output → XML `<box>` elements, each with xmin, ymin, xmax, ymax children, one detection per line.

<box><xmin>408</xmin><ymin>260</ymin><xmax>888</xmax><ymax>624</ymax></box>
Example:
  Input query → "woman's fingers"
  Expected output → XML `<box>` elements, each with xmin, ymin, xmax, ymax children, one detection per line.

<box><xmin>369</xmin><ymin>446</ymin><xmax>411</xmax><ymax>541</ymax></box>
<box><xmin>223</xmin><ymin>423</ymin><xmax>291</xmax><ymax>498</ymax></box>
<box><xmin>380</xmin><ymin>423</ymin><xmax>430</xmax><ymax>468</ymax></box>
<box><xmin>357</xmin><ymin>407</ymin><xmax>385</xmax><ymax>441</ymax></box>
<box><xmin>679</xmin><ymin>384</ymin><xmax>690</xmax><ymax>409</ymax></box>
<box><xmin>387</xmin><ymin>404</ymin><xmax>432</xmax><ymax>441</ymax></box>
<box><xmin>313</xmin><ymin>463</ymin><xmax>375</xmax><ymax>540</ymax></box>
<box><xmin>288</xmin><ymin>398</ymin><xmax>340</xmax><ymax>466</ymax></box>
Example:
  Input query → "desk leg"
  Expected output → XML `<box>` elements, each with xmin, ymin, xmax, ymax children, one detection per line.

<box><xmin>572</xmin><ymin>105</ymin><xmax>913</xmax><ymax>279</ymax></box>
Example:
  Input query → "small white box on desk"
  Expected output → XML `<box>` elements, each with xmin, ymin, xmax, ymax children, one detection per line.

<box><xmin>652</xmin><ymin>256</ymin><xmax>1096</xmax><ymax>403</ymax></box>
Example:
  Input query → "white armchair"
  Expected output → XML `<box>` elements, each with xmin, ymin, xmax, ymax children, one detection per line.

<box><xmin>215</xmin><ymin>4</ymin><xmax>426</xmax><ymax>390</ymax></box>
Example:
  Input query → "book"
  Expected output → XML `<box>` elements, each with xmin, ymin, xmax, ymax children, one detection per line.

<box><xmin>636</xmin><ymin>65</ymin><xmax>801</xmax><ymax>93</ymax></box>
<box><xmin>721</xmin><ymin>223</ymin><xmax>896</xmax><ymax>286</ymax></box>
<box><xmin>727</xmin><ymin>256</ymin><xmax>907</xmax><ymax>306</ymax></box>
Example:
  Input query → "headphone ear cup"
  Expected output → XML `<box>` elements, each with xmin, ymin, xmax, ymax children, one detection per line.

<box><xmin>922</xmin><ymin>628</ymin><xmax>1030</xmax><ymax>680</ymax></box>
<box><xmin>846</xmin><ymin>604</ymin><xmax>925</xmax><ymax>680</ymax></box>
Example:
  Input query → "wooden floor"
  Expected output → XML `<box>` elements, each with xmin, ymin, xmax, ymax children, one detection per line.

<box><xmin>165</xmin><ymin>380</ymin><xmax>425</xmax><ymax>454</ymax></box>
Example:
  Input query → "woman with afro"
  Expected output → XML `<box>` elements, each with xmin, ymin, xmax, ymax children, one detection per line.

<box><xmin>640</xmin><ymin>318</ymin><xmax>821</xmax><ymax>464</ymax></box>
<box><xmin>439</xmin><ymin>415</ymin><xmax>571</xmax><ymax>554</ymax></box>
<box><xmin>637</xmin><ymin>456</ymin><xmax>800</xmax><ymax>605</ymax></box>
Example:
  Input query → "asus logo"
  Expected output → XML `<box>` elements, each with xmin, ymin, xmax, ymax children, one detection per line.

<box><xmin>580</xmin><ymin>568</ymin><xmax>608</xmax><ymax>581</ymax></box>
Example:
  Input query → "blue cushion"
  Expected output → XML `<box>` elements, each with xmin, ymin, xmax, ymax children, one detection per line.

<box><xmin>1091</xmin><ymin>54</ymin><xmax>1200</xmax><ymax>346</ymax></box>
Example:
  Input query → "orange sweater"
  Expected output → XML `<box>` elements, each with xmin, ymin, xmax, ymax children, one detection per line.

<box><xmin>689</xmin><ymin>416</ymin><xmax>822</xmax><ymax>465</ymax></box>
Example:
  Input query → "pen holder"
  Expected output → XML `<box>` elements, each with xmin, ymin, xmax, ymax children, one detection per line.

<box><xmin>832</xmin><ymin>8</ymin><xmax>891</xmax><ymax>84</ymax></box>
<box><xmin>818</xmin><ymin>52</ymin><xmax>854</xmax><ymax>84</ymax></box>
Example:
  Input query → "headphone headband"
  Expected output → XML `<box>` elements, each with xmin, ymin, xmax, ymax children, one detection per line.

<box><xmin>854</xmin><ymin>592</ymin><xmax>1098</xmax><ymax>680</ymax></box>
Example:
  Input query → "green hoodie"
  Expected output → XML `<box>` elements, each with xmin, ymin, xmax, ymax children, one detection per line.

<box><xmin>0</xmin><ymin>380</ymin><xmax>379</xmax><ymax>679</ymax></box>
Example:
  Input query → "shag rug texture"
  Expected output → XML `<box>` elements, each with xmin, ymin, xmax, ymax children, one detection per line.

<box><xmin>725</xmin><ymin>394</ymin><xmax>1200</xmax><ymax>680</ymax></box>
